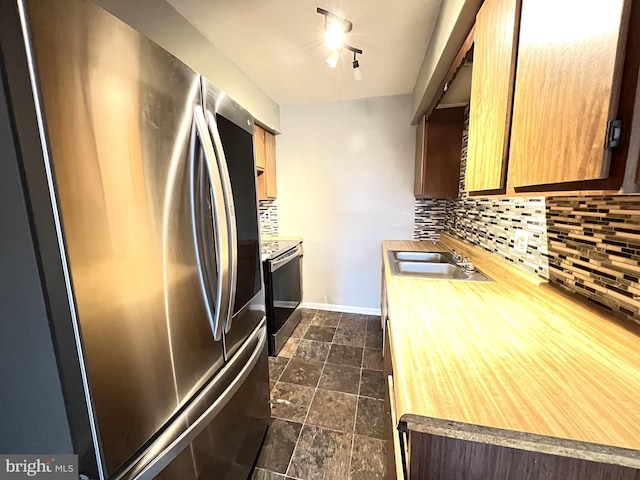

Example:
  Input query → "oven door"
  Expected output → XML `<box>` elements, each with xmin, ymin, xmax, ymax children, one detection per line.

<box><xmin>266</xmin><ymin>247</ymin><xmax>302</xmax><ymax>335</ymax></box>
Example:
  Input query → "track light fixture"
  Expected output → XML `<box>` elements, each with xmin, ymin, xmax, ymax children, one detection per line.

<box><xmin>317</xmin><ymin>7</ymin><xmax>364</xmax><ymax>80</ymax></box>
<box><xmin>352</xmin><ymin>51</ymin><xmax>362</xmax><ymax>82</ymax></box>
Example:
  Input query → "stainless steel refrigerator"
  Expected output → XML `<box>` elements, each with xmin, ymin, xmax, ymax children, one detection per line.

<box><xmin>0</xmin><ymin>0</ymin><xmax>270</xmax><ymax>478</ymax></box>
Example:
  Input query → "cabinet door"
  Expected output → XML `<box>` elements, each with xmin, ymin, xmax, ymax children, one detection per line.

<box><xmin>414</xmin><ymin>110</ymin><xmax>464</xmax><ymax>200</ymax></box>
<box><xmin>254</xmin><ymin>125</ymin><xmax>266</xmax><ymax>170</ymax></box>
<box><xmin>414</xmin><ymin>115</ymin><xmax>427</xmax><ymax>197</ymax></box>
<box><xmin>256</xmin><ymin>128</ymin><xmax>276</xmax><ymax>200</ymax></box>
<box><xmin>509</xmin><ymin>0</ymin><xmax>630</xmax><ymax>187</ymax></box>
<box><xmin>264</xmin><ymin>130</ymin><xmax>277</xmax><ymax>198</ymax></box>
<box><xmin>466</xmin><ymin>0</ymin><xmax>521</xmax><ymax>192</ymax></box>
<box><xmin>424</xmin><ymin>108</ymin><xmax>464</xmax><ymax>199</ymax></box>
<box><xmin>384</xmin><ymin>321</ymin><xmax>408</xmax><ymax>480</ymax></box>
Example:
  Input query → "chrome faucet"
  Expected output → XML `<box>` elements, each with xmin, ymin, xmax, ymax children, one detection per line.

<box><xmin>451</xmin><ymin>250</ymin><xmax>475</xmax><ymax>273</ymax></box>
<box><xmin>460</xmin><ymin>257</ymin><xmax>475</xmax><ymax>273</ymax></box>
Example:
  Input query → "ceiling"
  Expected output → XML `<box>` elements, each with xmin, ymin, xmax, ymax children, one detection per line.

<box><xmin>166</xmin><ymin>0</ymin><xmax>444</xmax><ymax>106</ymax></box>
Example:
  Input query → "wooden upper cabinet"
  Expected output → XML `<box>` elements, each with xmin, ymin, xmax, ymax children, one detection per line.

<box><xmin>509</xmin><ymin>0</ymin><xmax>630</xmax><ymax>188</ymax></box>
<box><xmin>255</xmin><ymin>125</ymin><xmax>276</xmax><ymax>200</ymax></box>
<box><xmin>264</xmin><ymin>130</ymin><xmax>277</xmax><ymax>198</ymax></box>
<box><xmin>414</xmin><ymin>115</ymin><xmax>427</xmax><ymax>196</ymax></box>
<box><xmin>414</xmin><ymin>108</ymin><xmax>465</xmax><ymax>199</ymax></box>
<box><xmin>254</xmin><ymin>125</ymin><xmax>266</xmax><ymax>170</ymax></box>
<box><xmin>466</xmin><ymin>0</ymin><xmax>521</xmax><ymax>193</ymax></box>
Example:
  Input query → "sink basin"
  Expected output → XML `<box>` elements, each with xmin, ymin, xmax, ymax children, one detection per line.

<box><xmin>396</xmin><ymin>262</ymin><xmax>459</xmax><ymax>277</ymax></box>
<box><xmin>392</xmin><ymin>251</ymin><xmax>453</xmax><ymax>263</ymax></box>
<box><xmin>388</xmin><ymin>252</ymin><xmax>493</xmax><ymax>282</ymax></box>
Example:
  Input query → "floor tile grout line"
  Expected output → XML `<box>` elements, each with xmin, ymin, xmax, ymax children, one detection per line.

<box><xmin>275</xmin><ymin>355</ymin><xmax>292</xmax><ymax>384</ymax></box>
<box><xmin>317</xmin><ymin>327</ymin><xmax>358</xmax><ymax>480</ymax></box>
<box><xmin>277</xmin><ymin>350</ymin><xmax>380</xmax><ymax>395</ymax></box>
<box><xmin>284</xmin><ymin>309</ymin><xmax>329</xmax><ymax>479</ymax></box>
<box><xmin>265</xmin><ymin>413</ymin><xmax>388</xmax><ymax>446</ymax></box>
<box><xmin>312</xmin><ymin>383</ymin><xmax>360</xmax><ymax>398</ymax></box>
<box><xmin>347</xmin><ymin>427</ymin><xmax>356</xmax><ymax>480</ymax></box>
<box><xmin>277</xmin><ymin>310</ymin><xmax>379</xmax><ymax>480</ymax></box>
<box><xmin>348</xmin><ymin>363</ymin><xmax>364</xmax><ymax>480</ymax></box>
<box><xmin>292</xmin><ymin>313</ymin><xmax>354</xmax><ymax>478</ymax></box>
<box><xmin>269</xmin><ymin>415</ymin><xmax>384</xmax><ymax>439</ymax></box>
<box><xmin>356</xmin><ymin>393</ymin><xmax>385</xmax><ymax>400</ymax></box>
<box><xmin>353</xmin><ymin>432</ymin><xmax>388</xmax><ymax>443</ymax></box>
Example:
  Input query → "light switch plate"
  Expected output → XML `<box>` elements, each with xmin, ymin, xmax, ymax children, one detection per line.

<box><xmin>514</xmin><ymin>229</ymin><xmax>530</xmax><ymax>254</ymax></box>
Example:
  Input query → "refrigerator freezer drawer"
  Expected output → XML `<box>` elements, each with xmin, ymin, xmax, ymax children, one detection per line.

<box><xmin>188</xmin><ymin>333</ymin><xmax>270</xmax><ymax>479</ymax></box>
<box><xmin>114</xmin><ymin>321</ymin><xmax>270</xmax><ymax>480</ymax></box>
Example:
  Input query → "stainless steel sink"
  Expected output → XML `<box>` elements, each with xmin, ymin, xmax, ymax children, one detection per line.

<box><xmin>396</xmin><ymin>262</ymin><xmax>459</xmax><ymax>276</ymax></box>
<box><xmin>388</xmin><ymin>252</ymin><xmax>493</xmax><ymax>282</ymax></box>
<box><xmin>392</xmin><ymin>251</ymin><xmax>453</xmax><ymax>263</ymax></box>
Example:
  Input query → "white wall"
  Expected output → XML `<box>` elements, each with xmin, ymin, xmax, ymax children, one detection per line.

<box><xmin>93</xmin><ymin>0</ymin><xmax>281</xmax><ymax>131</ymax></box>
<box><xmin>277</xmin><ymin>96</ymin><xmax>415</xmax><ymax>313</ymax></box>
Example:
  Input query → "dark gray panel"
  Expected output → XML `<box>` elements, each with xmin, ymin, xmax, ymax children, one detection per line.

<box><xmin>0</xmin><ymin>64</ymin><xmax>73</xmax><ymax>455</ymax></box>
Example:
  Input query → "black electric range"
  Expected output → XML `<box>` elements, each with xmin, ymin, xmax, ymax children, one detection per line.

<box><xmin>261</xmin><ymin>238</ymin><xmax>303</xmax><ymax>355</ymax></box>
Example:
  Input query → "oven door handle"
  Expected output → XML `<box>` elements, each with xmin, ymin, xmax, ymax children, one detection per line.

<box><xmin>270</xmin><ymin>245</ymin><xmax>303</xmax><ymax>272</ymax></box>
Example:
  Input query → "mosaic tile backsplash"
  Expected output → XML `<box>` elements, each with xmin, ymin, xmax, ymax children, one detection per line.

<box><xmin>446</xmin><ymin>197</ymin><xmax>549</xmax><ymax>277</ymax></box>
<box><xmin>546</xmin><ymin>196</ymin><xmax>640</xmax><ymax>325</ymax></box>
<box><xmin>414</xmin><ymin>199</ymin><xmax>447</xmax><ymax>240</ymax></box>
<box><xmin>413</xmin><ymin>106</ymin><xmax>640</xmax><ymax>326</ymax></box>
<box><xmin>259</xmin><ymin>199</ymin><xmax>278</xmax><ymax>236</ymax></box>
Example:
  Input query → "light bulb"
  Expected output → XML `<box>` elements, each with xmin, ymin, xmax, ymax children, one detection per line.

<box><xmin>325</xmin><ymin>21</ymin><xmax>345</xmax><ymax>51</ymax></box>
<box><xmin>353</xmin><ymin>65</ymin><xmax>362</xmax><ymax>81</ymax></box>
<box><xmin>352</xmin><ymin>59</ymin><xmax>362</xmax><ymax>81</ymax></box>
<box><xmin>326</xmin><ymin>50</ymin><xmax>340</xmax><ymax>68</ymax></box>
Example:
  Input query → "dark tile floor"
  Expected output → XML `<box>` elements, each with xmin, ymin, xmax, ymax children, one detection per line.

<box><xmin>253</xmin><ymin>309</ymin><xmax>387</xmax><ymax>480</ymax></box>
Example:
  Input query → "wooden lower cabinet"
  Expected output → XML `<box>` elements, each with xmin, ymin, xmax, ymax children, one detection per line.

<box><xmin>384</xmin><ymin>323</ymin><xmax>398</xmax><ymax>480</ymax></box>
<box><xmin>385</xmin><ymin>405</ymin><xmax>640</xmax><ymax>480</ymax></box>
<box><xmin>405</xmin><ymin>433</ymin><xmax>640</xmax><ymax>480</ymax></box>
<box><xmin>384</xmin><ymin>321</ymin><xmax>409</xmax><ymax>480</ymax></box>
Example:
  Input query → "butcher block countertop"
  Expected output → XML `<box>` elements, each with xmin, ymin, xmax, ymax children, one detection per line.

<box><xmin>383</xmin><ymin>234</ymin><xmax>640</xmax><ymax>469</ymax></box>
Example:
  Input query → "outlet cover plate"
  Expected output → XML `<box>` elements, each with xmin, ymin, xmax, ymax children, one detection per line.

<box><xmin>514</xmin><ymin>229</ymin><xmax>530</xmax><ymax>254</ymax></box>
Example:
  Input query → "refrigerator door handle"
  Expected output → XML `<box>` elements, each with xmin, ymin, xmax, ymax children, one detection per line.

<box><xmin>191</xmin><ymin>105</ymin><xmax>230</xmax><ymax>341</ymax></box>
<box><xmin>206</xmin><ymin>110</ymin><xmax>237</xmax><ymax>334</ymax></box>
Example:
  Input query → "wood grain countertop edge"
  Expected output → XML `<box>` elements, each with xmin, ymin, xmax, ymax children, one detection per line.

<box><xmin>401</xmin><ymin>414</ymin><xmax>640</xmax><ymax>470</ymax></box>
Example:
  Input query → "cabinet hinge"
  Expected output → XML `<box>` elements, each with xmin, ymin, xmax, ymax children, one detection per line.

<box><xmin>605</xmin><ymin>119</ymin><xmax>622</xmax><ymax>148</ymax></box>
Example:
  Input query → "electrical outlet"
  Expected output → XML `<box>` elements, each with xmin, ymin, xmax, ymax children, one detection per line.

<box><xmin>514</xmin><ymin>229</ymin><xmax>530</xmax><ymax>254</ymax></box>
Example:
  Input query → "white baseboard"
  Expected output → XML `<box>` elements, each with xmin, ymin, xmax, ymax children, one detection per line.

<box><xmin>300</xmin><ymin>302</ymin><xmax>381</xmax><ymax>317</ymax></box>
